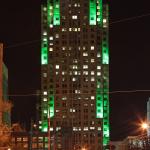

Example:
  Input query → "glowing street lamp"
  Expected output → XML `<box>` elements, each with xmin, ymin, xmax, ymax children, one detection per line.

<box><xmin>141</xmin><ymin>123</ymin><xmax>149</xmax><ymax>130</ymax></box>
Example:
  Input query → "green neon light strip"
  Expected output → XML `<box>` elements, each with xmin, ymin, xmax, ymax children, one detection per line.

<box><xmin>42</xmin><ymin>121</ymin><xmax>48</xmax><ymax>132</ymax></box>
<box><xmin>89</xmin><ymin>0</ymin><xmax>96</xmax><ymax>25</ymax></box>
<box><xmin>53</xmin><ymin>0</ymin><xmax>60</xmax><ymax>25</ymax></box>
<box><xmin>49</xmin><ymin>95</ymin><xmax>54</xmax><ymax>118</ymax></box>
<box><xmin>97</xmin><ymin>0</ymin><xmax>103</xmax><ymax>26</ymax></box>
<box><xmin>47</xmin><ymin>1</ymin><xmax>53</xmax><ymax>26</ymax></box>
<box><xmin>41</xmin><ymin>5</ymin><xmax>48</xmax><ymax>65</ymax></box>
<box><xmin>96</xmin><ymin>80</ymin><xmax>103</xmax><ymax>118</ymax></box>
<box><xmin>102</xmin><ymin>43</ymin><xmax>109</xmax><ymax>64</ymax></box>
<box><xmin>102</xmin><ymin>5</ymin><xmax>110</xmax><ymax>146</ymax></box>
<box><xmin>41</xmin><ymin>45</ymin><xmax>48</xmax><ymax>65</ymax></box>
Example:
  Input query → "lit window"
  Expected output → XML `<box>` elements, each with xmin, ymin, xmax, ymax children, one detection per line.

<box><xmin>78</xmin><ymin>28</ymin><xmax>80</xmax><ymax>31</ymax></box>
<box><xmin>44</xmin><ymin>110</ymin><xmax>47</xmax><ymax>114</ymax></box>
<box><xmin>69</xmin><ymin>28</ymin><xmax>72</xmax><ymax>31</ymax></box>
<box><xmin>83</xmin><ymin>71</ymin><xmax>88</xmax><ymax>75</ymax></box>
<box><xmin>43</xmin><ymin>31</ymin><xmax>47</xmax><ymax>35</ymax></box>
<box><xmin>83</xmin><ymin>127</ymin><xmax>88</xmax><ymax>131</ymax></box>
<box><xmin>43</xmin><ymin>98</ymin><xmax>47</xmax><ymax>101</ymax></box>
<box><xmin>72</xmin><ymin>15</ymin><xmax>78</xmax><ymax>19</ymax></box>
<box><xmin>62</xmin><ymin>28</ymin><xmax>67</xmax><ymax>32</ymax></box>
<box><xmin>91</xmin><ymin>71</ymin><xmax>95</xmax><ymax>75</ymax></box>
<box><xmin>43</xmin><ymin>73</ymin><xmax>47</xmax><ymax>77</ymax></box>
<box><xmin>91</xmin><ymin>59</ymin><xmax>95</xmax><ymax>63</ymax></box>
<box><xmin>91</xmin><ymin>96</ymin><xmax>95</xmax><ymax>100</ymax></box>
<box><xmin>83</xmin><ymin>46</ymin><xmax>86</xmax><ymax>50</ymax></box>
<box><xmin>56</xmin><ymin>110</ymin><xmax>60</xmax><ymax>112</ymax></box>
<box><xmin>91</xmin><ymin>46</ymin><xmax>94</xmax><ymax>50</ymax></box>
<box><xmin>97</xmin><ymin>72</ymin><xmax>101</xmax><ymax>76</ymax></box>
<box><xmin>43</xmin><ymin>38</ymin><xmax>47</xmax><ymax>42</ymax></box>
<box><xmin>83</xmin><ymin>65</ymin><xmax>88</xmax><ymax>69</ymax></box>
<box><xmin>56</xmin><ymin>65</ymin><xmax>59</xmax><ymax>69</ymax></box>
<box><xmin>50</xmin><ymin>24</ymin><xmax>53</xmax><ymax>28</ymax></box>
<box><xmin>55</xmin><ymin>34</ymin><xmax>59</xmax><ymax>38</ymax></box>
<box><xmin>97</xmin><ymin>66</ymin><xmax>101</xmax><ymax>69</ymax></box>
<box><xmin>91</xmin><ymin>77</ymin><xmax>95</xmax><ymax>81</ymax></box>
<box><xmin>50</xmin><ymin>127</ymin><xmax>53</xmax><ymax>131</ymax></box>
<box><xmin>90</xmin><ymin>127</ymin><xmax>95</xmax><ymax>130</ymax></box>
<box><xmin>43</xmin><ymin>91</ymin><xmax>47</xmax><ymax>95</ymax></box>
<box><xmin>97</xmin><ymin>53</ymin><xmax>101</xmax><ymax>57</ymax></box>
<box><xmin>72</xmin><ymin>77</ymin><xmax>76</xmax><ymax>81</ymax></box>
<box><xmin>83</xmin><ymin>52</ymin><xmax>88</xmax><ymax>56</ymax></box>
<box><xmin>62</xmin><ymin>47</ymin><xmax>66</xmax><ymax>50</ymax></box>
<box><xmin>49</xmin><ymin>36</ymin><xmax>53</xmax><ymax>40</ymax></box>
<box><xmin>103</xmin><ymin>19</ymin><xmax>107</xmax><ymax>23</ymax></box>
<box><xmin>49</xmin><ymin>48</ymin><xmax>53</xmax><ymax>51</ymax></box>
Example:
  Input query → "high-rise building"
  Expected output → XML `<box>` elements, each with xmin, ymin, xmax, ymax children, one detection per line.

<box><xmin>0</xmin><ymin>43</ymin><xmax>11</xmax><ymax>126</ymax></box>
<box><xmin>40</xmin><ymin>0</ymin><xmax>109</xmax><ymax>149</ymax></box>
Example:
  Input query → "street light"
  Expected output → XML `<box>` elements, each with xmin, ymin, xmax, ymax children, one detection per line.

<box><xmin>141</xmin><ymin>122</ymin><xmax>149</xmax><ymax>130</ymax></box>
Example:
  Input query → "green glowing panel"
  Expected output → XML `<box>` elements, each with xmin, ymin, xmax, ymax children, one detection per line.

<box><xmin>49</xmin><ymin>95</ymin><xmax>54</xmax><ymax>118</ymax></box>
<box><xmin>89</xmin><ymin>0</ymin><xmax>96</xmax><ymax>25</ymax></box>
<box><xmin>42</xmin><ymin>121</ymin><xmax>48</xmax><ymax>132</ymax></box>
<box><xmin>96</xmin><ymin>94</ymin><xmax>103</xmax><ymax>118</ymax></box>
<box><xmin>102</xmin><ymin>46</ymin><xmax>109</xmax><ymax>64</ymax></box>
<box><xmin>53</xmin><ymin>0</ymin><xmax>60</xmax><ymax>25</ymax></box>
<box><xmin>41</xmin><ymin>46</ymin><xmax>48</xmax><ymax>65</ymax></box>
<box><xmin>97</xmin><ymin>0</ymin><xmax>103</xmax><ymax>26</ymax></box>
<box><xmin>47</xmin><ymin>1</ymin><xmax>53</xmax><ymax>26</ymax></box>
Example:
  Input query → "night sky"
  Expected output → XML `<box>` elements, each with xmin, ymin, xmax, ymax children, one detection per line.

<box><xmin>0</xmin><ymin>0</ymin><xmax>150</xmax><ymax>141</ymax></box>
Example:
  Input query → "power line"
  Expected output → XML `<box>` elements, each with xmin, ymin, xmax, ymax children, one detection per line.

<box><xmin>110</xmin><ymin>12</ymin><xmax>150</xmax><ymax>25</ymax></box>
<box><xmin>2</xmin><ymin>12</ymin><xmax>150</xmax><ymax>49</ymax></box>
<box><xmin>8</xmin><ymin>89</ymin><xmax>150</xmax><ymax>97</ymax></box>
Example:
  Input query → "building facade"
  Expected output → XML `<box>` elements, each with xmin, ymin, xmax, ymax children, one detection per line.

<box><xmin>40</xmin><ymin>0</ymin><xmax>109</xmax><ymax>149</ymax></box>
<box><xmin>0</xmin><ymin>43</ymin><xmax>11</xmax><ymax>126</ymax></box>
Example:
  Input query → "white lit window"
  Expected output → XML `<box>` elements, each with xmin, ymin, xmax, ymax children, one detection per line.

<box><xmin>43</xmin><ymin>73</ymin><xmax>47</xmax><ymax>77</ymax></box>
<box><xmin>43</xmin><ymin>38</ymin><xmax>47</xmax><ymax>42</ymax></box>
<box><xmin>97</xmin><ymin>84</ymin><xmax>100</xmax><ymax>88</ymax></box>
<box><xmin>56</xmin><ymin>65</ymin><xmax>59</xmax><ymax>69</ymax></box>
<box><xmin>91</xmin><ymin>71</ymin><xmax>95</xmax><ymax>75</ymax></box>
<box><xmin>98</xmin><ymin>127</ymin><xmax>101</xmax><ymax>131</ymax></box>
<box><xmin>74</xmin><ymin>71</ymin><xmax>78</xmax><ymax>75</ymax></box>
<box><xmin>55</xmin><ymin>34</ymin><xmax>59</xmax><ymax>38</ymax></box>
<box><xmin>44</xmin><ymin>110</ymin><xmax>47</xmax><ymax>114</ymax></box>
<box><xmin>62</xmin><ymin>28</ymin><xmax>67</xmax><ymax>32</ymax></box>
<box><xmin>49</xmin><ymin>43</ymin><xmax>53</xmax><ymax>46</ymax></box>
<box><xmin>56</xmin><ymin>72</ymin><xmax>59</xmax><ymax>75</ymax></box>
<box><xmin>43</xmin><ymin>31</ymin><xmax>47</xmax><ymax>35</ymax></box>
<box><xmin>97</xmin><ymin>66</ymin><xmax>101</xmax><ymax>69</ymax></box>
<box><xmin>97</xmin><ymin>72</ymin><xmax>101</xmax><ymax>76</ymax></box>
<box><xmin>50</xmin><ymin>24</ymin><xmax>53</xmax><ymax>28</ymax></box>
<box><xmin>83</xmin><ymin>65</ymin><xmax>88</xmax><ymax>69</ymax></box>
<box><xmin>103</xmin><ymin>19</ymin><xmax>107</xmax><ymax>23</ymax></box>
<box><xmin>49</xmin><ymin>48</ymin><xmax>53</xmax><ymax>51</ymax></box>
<box><xmin>56</xmin><ymin>110</ymin><xmax>60</xmax><ymax>112</ymax></box>
<box><xmin>91</xmin><ymin>96</ymin><xmax>95</xmax><ymax>100</ymax></box>
<box><xmin>78</xmin><ymin>28</ymin><xmax>80</xmax><ymax>31</ymax></box>
<box><xmin>84</xmin><ymin>127</ymin><xmax>88</xmax><ymax>131</ymax></box>
<box><xmin>83</xmin><ymin>52</ymin><xmax>88</xmax><ymax>56</ymax></box>
<box><xmin>91</xmin><ymin>59</ymin><xmax>95</xmax><ymax>63</ymax></box>
<box><xmin>62</xmin><ymin>47</ymin><xmax>66</xmax><ymax>50</ymax></box>
<box><xmin>69</xmin><ymin>28</ymin><xmax>72</xmax><ymax>31</ymax></box>
<box><xmin>56</xmin><ymin>127</ymin><xmax>61</xmax><ymax>131</ymax></box>
<box><xmin>91</xmin><ymin>46</ymin><xmax>95</xmax><ymax>50</ymax></box>
<box><xmin>72</xmin><ymin>15</ymin><xmax>78</xmax><ymax>19</ymax></box>
<box><xmin>50</xmin><ymin>127</ymin><xmax>53</xmax><ymax>131</ymax></box>
<box><xmin>83</xmin><ymin>71</ymin><xmax>88</xmax><ymax>75</ymax></box>
<box><xmin>83</xmin><ymin>46</ymin><xmax>86</xmax><ymax>50</ymax></box>
<box><xmin>62</xmin><ymin>97</ymin><xmax>67</xmax><ymax>100</ymax></box>
<box><xmin>97</xmin><ymin>53</ymin><xmax>101</xmax><ymax>57</ymax></box>
<box><xmin>43</xmin><ymin>98</ymin><xmax>47</xmax><ymax>101</ymax></box>
<box><xmin>74</xmin><ymin>3</ymin><xmax>77</xmax><ymax>7</ymax></box>
<box><xmin>49</xmin><ymin>36</ymin><xmax>53</xmax><ymax>40</ymax></box>
<box><xmin>91</xmin><ymin>77</ymin><xmax>95</xmax><ymax>81</ymax></box>
<box><xmin>72</xmin><ymin>77</ymin><xmax>76</xmax><ymax>81</ymax></box>
<box><xmin>90</xmin><ymin>127</ymin><xmax>95</xmax><ymax>130</ymax></box>
<box><xmin>43</xmin><ymin>91</ymin><xmax>47</xmax><ymax>95</ymax></box>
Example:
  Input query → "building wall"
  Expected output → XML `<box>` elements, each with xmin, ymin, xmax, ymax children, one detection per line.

<box><xmin>40</xmin><ymin>0</ymin><xmax>109</xmax><ymax>149</ymax></box>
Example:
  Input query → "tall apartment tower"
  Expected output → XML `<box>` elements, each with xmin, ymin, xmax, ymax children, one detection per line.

<box><xmin>40</xmin><ymin>0</ymin><xmax>109</xmax><ymax>149</ymax></box>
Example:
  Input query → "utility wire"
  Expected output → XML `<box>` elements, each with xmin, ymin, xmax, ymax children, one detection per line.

<box><xmin>3</xmin><ymin>12</ymin><xmax>150</xmax><ymax>49</ymax></box>
<box><xmin>7</xmin><ymin>89</ymin><xmax>150</xmax><ymax>97</ymax></box>
<box><xmin>110</xmin><ymin>12</ymin><xmax>150</xmax><ymax>24</ymax></box>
